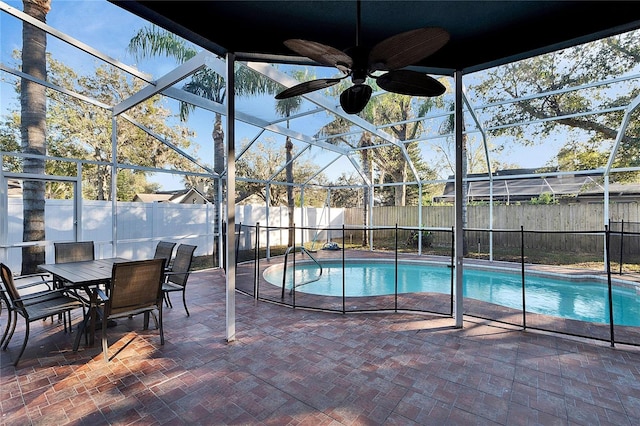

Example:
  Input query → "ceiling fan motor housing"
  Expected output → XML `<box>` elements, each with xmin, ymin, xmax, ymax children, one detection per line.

<box><xmin>343</xmin><ymin>45</ymin><xmax>370</xmax><ymax>84</ymax></box>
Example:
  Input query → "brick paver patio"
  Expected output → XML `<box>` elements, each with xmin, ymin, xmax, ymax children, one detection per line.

<box><xmin>2</xmin><ymin>264</ymin><xmax>640</xmax><ymax>425</ymax></box>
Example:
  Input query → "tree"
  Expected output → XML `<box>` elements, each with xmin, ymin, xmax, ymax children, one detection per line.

<box><xmin>431</xmin><ymin>130</ymin><xmax>512</xmax><ymax>177</ymax></box>
<box><xmin>317</xmin><ymin>113</ymin><xmax>374</xmax><ymax>245</ymax></box>
<box><xmin>58</xmin><ymin>62</ymin><xmax>199</xmax><ymax>200</ymax></box>
<box><xmin>470</xmin><ymin>30</ymin><xmax>640</xmax><ymax>179</ymax></box>
<box><xmin>275</xmin><ymin>87</ymin><xmax>303</xmax><ymax>246</ymax></box>
<box><xmin>20</xmin><ymin>0</ymin><xmax>50</xmax><ymax>274</ymax></box>
<box><xmin>236</xmin><ymin>138</ymin><xmax>325</xmax><ymax>206</ymax></box>
<box><xmin>2</xmin><ymin>57</ymin><xmax>198</xmax><ymax>201</ymax></box>
<box><xmin>128</xmin><ymin>26</ymin><xmax>282</xmax><ymax>218</ymax></box>
<box><xmin>367</xmin><ymin>93</ymin><xmax>442</xmax><ymax>206</ymax></box>
<box><xmin>316</xmin><ymin>80</ymin><xmax>444</xmax><ymax>244</ymax></box>
<box><xmin>331</xmin><ymin>173</ymin><xmax>363</xmax><ymax>208</ymax></box>
<box><xmin>439</xmin><ymin>102</ymin><xmax>469</xmax><ymax>255</ymax></box>
<box><xmin>0</xmin><ymin>115</ymin><xmax>21</xmax><ymax>171</ymax></box>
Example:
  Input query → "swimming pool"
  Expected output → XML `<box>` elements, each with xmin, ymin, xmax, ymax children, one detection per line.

<box><xmin>263</xmin><ymin>260</ymin><xmax>640</xmax><ymax>327</ymax></box>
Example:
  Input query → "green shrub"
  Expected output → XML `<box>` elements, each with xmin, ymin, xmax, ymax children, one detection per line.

<box><xmin>407</xmin><ymin>229</ymin><xmax>433</xmax><ymax>248</ymax></box>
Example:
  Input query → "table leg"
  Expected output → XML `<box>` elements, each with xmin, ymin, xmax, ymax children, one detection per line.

<box><xmin>73</xmin><ymin>308</ymin><xmax>90</xmax><ymax>351</ymax></box>
<box><xmin>89</xmin><ymin>290</ymin><xmax>97</xmax><ymax>346</ymax></box>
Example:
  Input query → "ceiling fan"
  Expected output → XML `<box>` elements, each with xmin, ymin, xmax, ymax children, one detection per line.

<box><xmin>274</xmin><ymin>0</ymin><xmax>450</xmax><ymax>114</ymax></box>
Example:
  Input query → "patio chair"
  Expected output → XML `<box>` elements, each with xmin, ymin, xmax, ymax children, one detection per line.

<box><xmin>54</xmin><ymin>241</ymin><xmax>95</xmax><ymax>264</ymax></box>
<box><xmin>162</xmin><ymin>244</ymin><xmax>196</xmax><ymax>316</ymax></box>
<box><xmin>0</xmin><ymin>270</ymin><xmax>54</xmax><ymax>318</ymax></box>
<box><xmin>153</xmin><ymin>241</ymin><xmax>176</xmax><ymax>270</ymax></box>
<box><xmin>0</xmin><ymin>263</ymin><xmax>84</xmax><ymax>367</ymax></box>
<box><xmin>53</xmin><ymin>240</ymin><xmax>103</xmax><ymax>298</ymax></box>
<box><xmin>93</xmin><ymin>258</ymin><xmax>165</xmax><ymax>362</ymax></box>
<box><xmin>0</xmin><ymin>269</ymin><xmax>67</xmax><ymax>333</ymax></box>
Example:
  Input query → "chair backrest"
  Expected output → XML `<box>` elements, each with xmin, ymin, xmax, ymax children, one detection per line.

<box><xmin>0</xmin><ymin>263</ymin><xmax>24</xmax><ymax>309</ymax></box>
<box><xmin>107</xmin><ymin>258</ymin><xmax>165</xmax><ymax>317</ymax></box>
<box><xmin>54</xmin><ymin>241</ymin><xmax>95</xmax><ymax>263</ymax></box>
<box><xmin>0</xmin><ymin>263</ymin><xmax>20</xmax><ymax>309</ymax></box>
<box><xmin>167</xmin><ymin>244</ymin><xmax>196</xmax><ymax>286</ymax></box>
<box><xmin>153</xmin><ymin>241</ymin><xmax>176</xmax><ymax>268</ymax></box>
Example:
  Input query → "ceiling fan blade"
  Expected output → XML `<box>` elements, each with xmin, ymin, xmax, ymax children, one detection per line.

<box><xmin>369</xmin><ymin>27</ymin><xmax>450</xmax><ymax>71</ymax></box>
<box><xmin>376</xmin><ymin>70</ymin><xmax>446</xmax><ymax>97</ymax></box>
<box><xmin>284</xmin><ymin>39</ymin><xmax>353</xmax><ymax>69</ymax></box>
<box><xmin>275</xmin><ymin>78</ymin><xmax>342</xmax><ymax>99</ymax></box>
<box><xmin>340</xmin><ymin>84</ymin><xmax>372</xmax><ymax>114</ymax></box>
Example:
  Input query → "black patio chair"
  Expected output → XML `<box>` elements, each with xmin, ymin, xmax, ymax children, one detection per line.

<box><xmin>153</xmin><ymin>241</ymin><xmax>176</xmax><ymax>270</ymax></box>
<box><xmin>53</xmin><ymin>240</ymin><xmax>105</xmax><ymax>299</ymax></box>
<box><xmin>0</xmin><ymin>270</ymin><xmax>55</xmax><ymax>320</ymax></box>
<box><xmin>162</xmin><ymin>244</ymin><xmax>196</xmax><ymax>316</ymax></box>
<box><xmin>0</xmin><ymin>263</ymin><xmax>84</xmax><ymax>367</ymax></box>
<box><xmin>92</xmin><ymin>258</ymin><xmax>165</xmax><ymax>362</ymax></box>
<box><xmin>53</xmin><ymin>241</ymin><xmax>96</xmax><ymax>288</ymax></box>
<box><xmin>54</xmin><ymin>241</ymin><xmax>95</xmax><ymax>264</ymax></box>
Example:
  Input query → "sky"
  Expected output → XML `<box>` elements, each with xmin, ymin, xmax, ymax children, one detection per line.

<box><xmin>1</xmin><ymin>1</ymin><xmax>176</xmax><ymax>81</ymax></box>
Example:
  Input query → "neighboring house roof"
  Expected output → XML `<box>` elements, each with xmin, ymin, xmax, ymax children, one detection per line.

<box><xmin>7</xmin><ymin>179</ymin><xmax>22</xmax><ymax>198</ymax></box>
<box><xmin>236</xmin><ymin>193</ymin><xmax>266</xmax><ymax>206</ymax></box>
<box><xmin>133</xmin><ymin>187</ymin><xmax>212</xmax><ymax>204</ymax></box>
<box><xmin>170</xmin><ymin>188</ymin><xmax>211</xmax><ymax>204</ymax></box>
<box><xmin>133</xmin><ymin>193</ymin><xmax>174</xmax><ymax>203</ymax></box>
<box><xmin>579</xmin><ymin>183</ymin><xmax>640</xmax><ymax>199</ymax></box>
<box><xmin>435</xmin><ymin>169</ymin><xmax>640</xmax><ymax>203</ymax></box>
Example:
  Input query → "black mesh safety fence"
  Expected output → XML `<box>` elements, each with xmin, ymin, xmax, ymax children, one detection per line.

<box><xmin>232</xmin><ymin>224</ymin><xmax>640</xmax><ymax>347</ymax></box>
<box><xmin>608</xmin><ymin>220</ymin><xmax>640</xmax><ymax>274</ymax></box>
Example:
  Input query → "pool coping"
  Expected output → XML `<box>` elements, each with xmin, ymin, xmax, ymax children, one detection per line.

<box><xmin>261</xmin><ymin>253</ymin><xmax>640</xmax><ymax>290</ymax></box>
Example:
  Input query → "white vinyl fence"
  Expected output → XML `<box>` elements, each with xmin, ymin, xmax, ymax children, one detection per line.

<box><xmin>235</xmin><ymin>204</ymin><xmax>345</xmax><ymax>252</ymax></box>
<box><xmin>3</xmin><ymin>199</ymin><xmax>344</xmax><ymax>271</ymax></box>
<box><xmin>7</xmin><ymin>198</ymin><xmax>640</xmax><ymax>273</ymax></box>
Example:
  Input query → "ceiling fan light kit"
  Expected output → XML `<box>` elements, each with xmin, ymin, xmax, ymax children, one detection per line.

<box><xmin>275</xmin><ymin>2</ymin><xmax>449</xmax><ymax>114</ymax></box>
<box><xmin>340</xmin><ymin>84</ymin><xmax>373</xmax><ymax>114</ymax></box>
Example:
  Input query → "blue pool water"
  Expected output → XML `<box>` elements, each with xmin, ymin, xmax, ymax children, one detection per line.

<box><xmin>263</xmin><ymin>261</ymin><xmax>640</xmax><ymax>327</ymax></box>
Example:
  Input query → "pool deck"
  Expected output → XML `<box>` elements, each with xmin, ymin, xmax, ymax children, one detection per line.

<box><xmin>2</xmin><ymin>254</ymin><xmax>640</xmax><ymax>425</ymax></box>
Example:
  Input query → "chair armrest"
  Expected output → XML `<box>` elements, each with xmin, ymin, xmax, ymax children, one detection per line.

<box><xmin>164</xmin><ymin>271</ymin><xmax>190</xmax><ymax>276</ymax></box>
<box><xmin>19</xmin><ymin>292</ymin><xmax>52</xmax><ymax>302</ymax></box>
<box><xmin>163</xmin><ymin>271</ymin><xmax>190</xmax><ymax>283</ymax></box>
<box><xmin>16</xmin><ymin>289</ymin><xmax>70</xmax><ymax>305</ymax></box>
<box><xmin>94</xmin><ymin>287</ymin><xmax>109</xmax><ymax>303</ymax></box>
<box><xmin>14</xmin><ymin>273</ymin><xmax>54</xmax><ymax>291</ymax></box>
<box><xmin>16</xmin><ymin>281</ymin><xmax>54</xmax><ymax>291</ymax></box>
<box><xmin>15</xmin><ymin>272</ymin><xmax>50</xmax><ymax>280</ymax></box>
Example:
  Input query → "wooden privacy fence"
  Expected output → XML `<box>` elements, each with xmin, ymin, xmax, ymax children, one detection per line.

<box><xmin>344</xmin><ymin>202</ymin><xmax>640</xmax><ymax>254</ymax></box>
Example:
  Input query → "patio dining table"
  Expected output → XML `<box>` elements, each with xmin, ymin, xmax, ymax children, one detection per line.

<box><xmin>38</xmin><ymin>257</ymin><xmax>129</xmax><ymax>350</ymax></box>
<box><xmin>38</xmin><ymin>257</ymin><xmax>129</xmax><ymax>289</ymax></box>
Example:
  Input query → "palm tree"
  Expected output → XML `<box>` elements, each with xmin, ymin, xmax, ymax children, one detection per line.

<box><xmin>439</xmin><ymin>102</ymin><xmax>469</xmax><ymax>255</ymax></box>
<box><xmin>275</xmin><ymin>95</ymin><xmax>302</xmax><ymax>247</ymax></box>
<box><xmin>317</xmin><ymin>83</ymin><xmax>442</xmax><ymax>245</ymax></box>
<box><xmin>368</xmin><ymin>93</ymin><xmax>442</xmax><ymax>206</ymax></box>
<box><xmin>129</xmin><ymin>27</ymin><xmax>279</xmax><ymax>171</ymax></box>
<box><xmin>128</xmin><ymin>26</ymin><xmax>281</xmax><ymax>223</ymax></box>
<box><xmin>316</xmin><ymin>112</ymin><xmax>375</xmax><ymax>246</ymax></box>
<box><xmin>20</xmin><ymin>0</ymin><xmax>50</xmax><ymax>274</ymax></box>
